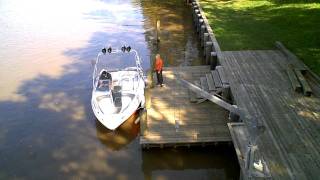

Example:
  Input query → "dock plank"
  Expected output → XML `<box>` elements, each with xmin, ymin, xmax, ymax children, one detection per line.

<box><xmin>219</xmin><ymin>50</ymin><xmax>320</xmax><ymax>180</ymax></box>
<box><xmin>286</xmin><ymin>65</ymin><xmax>302</xmax><ymax>92</ymax></box>
<box><xmin>216</xmin><ymin>66</ymin><xmax>229</xmax><ymax>85</ymax></box>
<box><xmin>140</xmin><ymin>65</ymin><xmax>231</xmax><ymax>148</ymax></box>
<box><xmin>294</xmin><ymin>69</ymin><xmax>312</xmax><ymax>96</ymax></box>
<box><xmin>200</xmin><ymin>77</ymin><xmax>209</xmax><ymax>92</ymax></box>
<box><xmin>211</xmin><ymin>70</ymin><xmax>222</xmax><ymax>88</ymax></box>
<box><xmin>206</xmin><ymin>73</ymin><xmax>216</xmax><ymax>91</ymax></box>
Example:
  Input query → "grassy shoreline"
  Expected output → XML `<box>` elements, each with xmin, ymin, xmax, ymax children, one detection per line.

<box><xmin>199</xmin><ymin>0</ymin><xmax>320</xmax><ymax>75</ymax></box>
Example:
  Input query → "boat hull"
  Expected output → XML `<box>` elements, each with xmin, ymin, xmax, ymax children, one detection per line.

<box><xmin>91</xmin><ymin>95</ymin><xmax>142</xmax><ymax>130</ymax></box>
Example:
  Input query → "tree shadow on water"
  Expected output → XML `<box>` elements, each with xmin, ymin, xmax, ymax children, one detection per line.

<box><xmin>0</xmin><ymin>28</ymin><xmax>149</xmax><ymax>179</ymax></box>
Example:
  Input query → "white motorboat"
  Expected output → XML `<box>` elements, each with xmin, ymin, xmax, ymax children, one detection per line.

<box><xmin>91</xmin><ymin>46</ymin><xmax>145</xmax><ymax>130</ymax></box>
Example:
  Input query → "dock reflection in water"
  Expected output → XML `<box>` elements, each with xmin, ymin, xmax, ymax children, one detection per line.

<box><xmin>142</xmin><ymin>146</ymin><xmax>239</xmax><ymax>180</ymax></box>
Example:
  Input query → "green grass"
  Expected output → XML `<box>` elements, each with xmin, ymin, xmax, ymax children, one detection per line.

<box><xmin>200</xmin><ymin>0</ymin><xmax>320</xmax><ymax>75</ymax></box>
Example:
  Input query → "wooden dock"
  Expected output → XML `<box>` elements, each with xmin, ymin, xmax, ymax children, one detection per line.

<box><xmin>140</xmin><ymin>66</ymin><xmax>232</xmax><ymax>148</ymax></box>
<box><xmin>219</xmin><ymin>50</ymin><xmax>320</xmax><ymax>179</ymax></box>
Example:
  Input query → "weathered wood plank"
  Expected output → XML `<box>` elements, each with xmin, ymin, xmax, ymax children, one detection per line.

<box><xmin>200</xmin><ymin>76</ymin><xmax>209</xmax><ymax>92</ymax></box>
<box><xmin>286</xmin><ymin>65</ymin><xmax>302</xmax><ymax>92</ymax></box>
<box><xmin>194</xmin><ymin>80</ymin><xmax>203</xmax><ymax>99</ymax></box>
<box><xmin>141</xmin><ymin>65</ymin><xmax>231</xmax><ymax>148</ymax></box>
<box><xmin>205</xmin><ymin>73</ymin><xmax>215</xmax><ymax>91</ymax></box>
<box><xmin>275</xmin><ymin>41</ymin><xmax>308</xmax><ymax>71</ymax></box>
<box><xmin>216</xmin><ymin>65</ymin><xmax>229</xmax><ymax>85</ymax></box>
<box><xmin>211</xmin><ymin>70</ymin><xmax>222</xmax><ymax>88</ymax></box>
<box><xmin>294</xmin><ymin>69</ymin><xmax>312</xmax><ymax>96</ymax></box>
<box><xmin>178</xmin><ymin>78</ymin><xmax>239</xmax><ymax>114</ymax></box>
<box><xmin>220</xmin><ymin>50</ymin><xmax>320</xmax><ymax>180</ymax></box>
<box><xmin>188</xmin><ymin>89</ymin><xmax>198</xmax><ymax>103</ymax></box>
<box><xmin>227</xmin><ymin>123</ymin><xmax>248</xmax><ymax>175</ymax></box>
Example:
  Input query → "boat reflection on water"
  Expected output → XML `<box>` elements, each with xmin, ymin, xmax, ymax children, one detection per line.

<box><xmin>95</xmin><ymin>110</ymin><xmax>140</xmax><ymax>151</ymax></box>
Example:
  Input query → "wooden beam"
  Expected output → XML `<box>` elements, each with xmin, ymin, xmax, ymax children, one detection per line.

<box><xmin>294</xmin><ymin>69</ymin><xmax>312</xmax><ymax>96</ymax></box>
<box><xmin>178</xmin><ymin>78</ymin><xmax>239</xmax><ymax>114</ymax></box>
<box><xmin>286</xmin><ymin>65</ymin><xmax>302</xmax><ymax>92</ymax></box>
<box><xmin>275</xmin><ymin>41</ymin><xmax>308</xmax><ymax>71</ymax></box>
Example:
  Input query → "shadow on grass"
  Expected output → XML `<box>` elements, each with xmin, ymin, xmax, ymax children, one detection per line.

<box><xmin>270</xmin><ymin>0</ymin><xmax>320</xmax><ymax>4</ymax></box>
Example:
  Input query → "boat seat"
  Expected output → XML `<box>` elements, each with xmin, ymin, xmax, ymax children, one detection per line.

<box><xmin>112</xmin><ymin>86</ymin><xmax>122</xmax><ymax>107</ymax></box>
<box><xmin>100</xmin><ymin>72</ymin><xmax>112</xmax><ymax>80</ymax></box>
<box><xmin>121</xmin><ymin>77</ymin><xmax>134</xmax><ymax>91</ymax></box>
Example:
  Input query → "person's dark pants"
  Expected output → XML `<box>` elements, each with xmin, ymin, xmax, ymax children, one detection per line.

<box><xmin>156</xmin><ymin>70</ymin><xmax>163</xmax><ymax>85</ymax></box>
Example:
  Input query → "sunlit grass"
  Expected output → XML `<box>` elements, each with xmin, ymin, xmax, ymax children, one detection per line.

<box><xmin>200</xmin><ymin>0</ymin><xmax>320</xmax><ymax>75</ymax></box>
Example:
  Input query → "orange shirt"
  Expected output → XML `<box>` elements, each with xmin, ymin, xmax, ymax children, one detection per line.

<box><xmin>154</xmin><ymin>57</ymin><xmax>163</xmax><ymax>71</ymax></box>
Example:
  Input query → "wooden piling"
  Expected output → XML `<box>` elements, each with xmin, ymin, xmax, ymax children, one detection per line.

<box><xmin>210</xmin><ymin>51</ymin><xmax>217</xmax><ymax>69</ymax></box>
<box><xmin>192</xmin><ymin>11</ymin><xmax>197</xmax><ymax>26</ymax></box>
<box><xmin>156</xmin><ymin>20</ymin><xmax>160</xmax><ymax>42</ymax></box>
<box><xmin>200</xmin><ymin>25</ymin><xmax>206</xmax><ymax>48</ymax></box>
<box><xmin>229</xmin><ymin>105</ymin><xmax>240</xmax><ymax>122</ymax></box>
<box><xmin>203</xmin><ymin>33</ymin><xmax>209</xmax><ymax>57</ymax></box>
<box><xmin>222</xmin><ymin>85</ymin><xmax>231</xmax><ymax>102</ymax></box>
<box><xmin>205</xmin><ymin>42</ymin><xmax>213</xmax><ymax>65</ymax></box>
<box><xmin>194</xmin><ymin>9</ymin><xmax>200</xmax><ymax>25</ymax></box>
<box><xmin>196</xmin><ymin>15</ymin><xmax>202</xmax><ymax>33</ymax></box>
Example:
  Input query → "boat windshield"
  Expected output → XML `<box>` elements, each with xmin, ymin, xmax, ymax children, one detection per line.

<box><xmin>97</xmin><ymin>51</ymin><xmax>138</xmax><ymax>72</ymax></box>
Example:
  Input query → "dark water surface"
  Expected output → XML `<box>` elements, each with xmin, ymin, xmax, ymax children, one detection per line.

<box><xmin>0</xmin><ymin>0</ymin><xmax>239</xmax><ymax>179</ymax></box>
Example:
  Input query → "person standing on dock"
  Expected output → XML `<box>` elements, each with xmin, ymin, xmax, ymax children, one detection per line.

<box><xmin>154</xmin><ymin>54</ymin><xmax>164</xmax><ymax>87</ymax></box>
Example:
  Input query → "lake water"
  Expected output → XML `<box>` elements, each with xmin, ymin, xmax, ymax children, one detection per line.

<box><xmin>0</xmin><ymin>0</ymin><xmax>239</xmax><ymax>179</ymax></box>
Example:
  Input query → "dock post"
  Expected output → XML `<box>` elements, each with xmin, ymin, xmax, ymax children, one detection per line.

<box><xmin>222</xmin><ymin>85</ymin><xmax>231</xmax><ymax>100</ymax></box>
<box><xmin>194</xmin><ymin>10</ymin><xmax>200</xmax><ymax>28</ymax></box>
<box><xmin>210</xmin><ymin>51</ymin><xmax>217</xmax><ymax>69</ymax></box>
<box><xmin>156</xmin><ymin>20</ymin><xmax>160</xmax><ymax>42</ymax></box>
<box><xmin>229</xmin><ymin>105</ymin><xmax>240</xmax><ymax>122</ymax></box>
<box><xmin>200</xmin><ymin>25</ymin><xmax>206</xmax><ymax>48</ymax></box>
<box><xmin>203</xmin><ymin>33</ymin><xmax>209</xmax><ymax>54</ymax></box>
<box><xmin>196</xmin><ymin>15</ymin><xmax>202</xmax><ymax>33</ymax></box>
<box><xmin>192</xmin><ymin>5</ymin><xmax>198</xmax><ymax>22</ymax></box>
<box><xmin>205</xmin><ymin>42</ymin><xmax>213</xmax><ymax>64</ymax></box>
